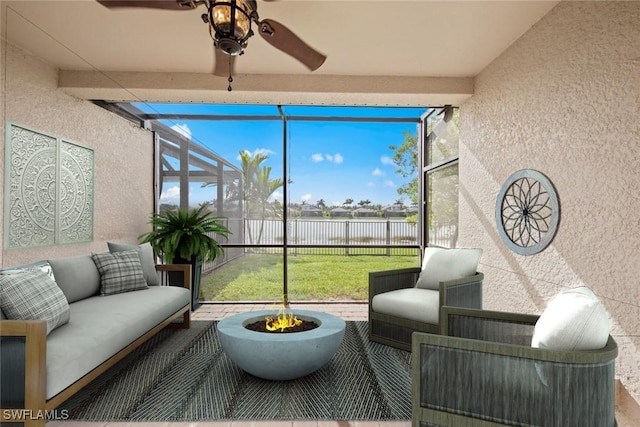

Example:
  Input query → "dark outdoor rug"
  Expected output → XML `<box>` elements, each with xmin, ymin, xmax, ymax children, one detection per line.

<box><xmin>58</xmin><ymin>320</ymin><xmax>412</xmax><ymax>421</ymax></box>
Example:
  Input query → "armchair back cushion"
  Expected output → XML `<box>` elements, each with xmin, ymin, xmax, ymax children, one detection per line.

<box><xmin>415</xmin><ymin>247</ymin><xmax>482</xmax><ymax>290</ymax></box>
<box><xmin>532</xmin><ymin>286</ymin><xmax>610</xmax><ymax>351</ymax></box>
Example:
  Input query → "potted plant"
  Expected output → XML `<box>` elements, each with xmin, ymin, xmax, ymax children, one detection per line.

<box><xmin>139</xmin><ymin>205</ymin><xmax>231</xmax><ymax>311</ymax></box>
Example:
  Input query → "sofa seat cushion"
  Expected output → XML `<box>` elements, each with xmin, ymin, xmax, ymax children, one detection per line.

<box><xmin>44</xmin><ymin>285</ymin><xmax>189</xmax><ymax>399</ymax></box>
<box><xmin>371</xmin><ymin>288</ymin><xmax>440</xmax><ymax>324</ymax></box>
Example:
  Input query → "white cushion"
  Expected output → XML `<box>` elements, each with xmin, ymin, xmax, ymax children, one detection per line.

<box><xmin>532</xmin><ymin>286</ymin><xmax>610</xmax><ymax>351</ymax></box>
<box><xmin>371</xmin><ymin>288</ymin><xmax>440</xmax><ymax>324</ymax></box>
<box><xmin>415</xmin><ymin>247</ymin><xmax>482</xmax><ymax>290</ymax></box>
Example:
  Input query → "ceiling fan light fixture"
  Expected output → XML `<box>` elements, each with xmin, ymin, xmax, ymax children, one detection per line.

<box><xmin>210</xmin><ymin>0</ymin><xmax>256</xmax><ymax>56</ymax></box>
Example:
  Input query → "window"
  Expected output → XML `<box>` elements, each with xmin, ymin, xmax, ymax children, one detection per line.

<box><xmin>421</xmin><ymin>106</ymin><xmax>459</xmax><ymax>248</ymax></box>
<box><xmin>104</xmin><ymin>103</ymin><xmax>430</xmax><ymax>303</ymax></box>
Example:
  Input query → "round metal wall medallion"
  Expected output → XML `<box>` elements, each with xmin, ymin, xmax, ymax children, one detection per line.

<box><xmin>495</xmin><ymin>169</ymin><xmax>559</xmax><ymax>256</ymax></box>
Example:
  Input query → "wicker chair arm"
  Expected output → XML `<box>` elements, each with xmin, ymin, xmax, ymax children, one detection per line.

<box><xmin>435</xmin><ymin>306</ymin><xmax>618</xmax><ymax>364</ymax></box>
<box><xmin>368</xmin><ymin>267</ymin><xmax>420</xmax><ymax>303</ymax></box>
<box><xmin>438</xmin><ymin>272</ymin><xmax>484</xmax><ymax>315</ymax></box>
<box><xmin>412</xmin><ymin>327</ymin><xmax>618</xmax><ymax>427</ymax></box>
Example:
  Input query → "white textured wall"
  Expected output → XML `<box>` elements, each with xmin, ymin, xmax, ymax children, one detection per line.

<box><xmin>460</xmin><ymin>1</ymin><xmax>640</xmax><ymax>400</ymax></box>
<box><xmin>0</xmin><ymin>43</ymin><xmax>154</xmax><ymax>267</ymax></box>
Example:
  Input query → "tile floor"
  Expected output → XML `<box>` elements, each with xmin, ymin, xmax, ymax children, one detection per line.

<box><xmin>46</xmin><ymin>302</ymin><xmax>637</xmax><ymax>427</ymax></box>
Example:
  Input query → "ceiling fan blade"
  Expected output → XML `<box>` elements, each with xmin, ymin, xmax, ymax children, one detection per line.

<box><xmin>213</xmin><ymin>48</ymin><xmax>236</xmax><ymax>77</ymax></box>
<box><xmin>97</xmin><ymin>0</ymin><xmax>192</xmax><ymax>11</ymax></box>
<box><xmin>258</xmin><ymin>19</ymin><xmax>326</xmax><ymax>71</ymax></box>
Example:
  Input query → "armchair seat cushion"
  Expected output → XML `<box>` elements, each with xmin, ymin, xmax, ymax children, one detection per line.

<box><xmin>371</xmin><ymin>288</ymin><xmax>440</xmax><ymax>324</ymax></box>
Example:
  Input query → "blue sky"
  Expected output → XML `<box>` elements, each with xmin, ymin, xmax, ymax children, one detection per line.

<box><xmin>135</xmin><ymin>104</ymin><xmax>427</xmax><ymax>207</ymax></box>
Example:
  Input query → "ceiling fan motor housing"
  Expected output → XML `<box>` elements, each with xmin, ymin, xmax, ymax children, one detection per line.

<box><xmin>215</xmin><ymin>38</ymin><xmax>245</xmax><ymax>56</ymax></box>
<box><xmin>209</xmin><ymin>0</ymin><xmax>257</xmax><ymax>55</ymax></box>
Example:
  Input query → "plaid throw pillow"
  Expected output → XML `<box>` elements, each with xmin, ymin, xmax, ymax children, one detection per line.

<box><xmin>0</xmin><ymin>269</ymin><xmax>71</xmax><ymax>334</ymax></box>
<box><xmin>91</xmin><ymin>250</ymin><xmax>148</xmax><ymax>296</ymax></box>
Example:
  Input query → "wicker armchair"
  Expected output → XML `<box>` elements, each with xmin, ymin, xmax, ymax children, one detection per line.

<box><xmin>411</xmin><ymin>306</ymin><xmax>618</xmax><ymax>427</ymax></box>
<box><xmin>368</xmin><ymin>267</ymin><xmax>483</xmax><ymax>351</ymax></box>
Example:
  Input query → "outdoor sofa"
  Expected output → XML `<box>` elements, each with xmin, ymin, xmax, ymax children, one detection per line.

<box><xmin>412</xmin><ymin>287</ymin><xmax>617</xmax><ymax>426</ymax></box>
<box><xmin>369</xmin><ymin>247</ymin><xmax>483</xmax><ymax>351</ymax></box>
<box><xmin>0</xmin><ymin>243</ymin><xmax>191</xmax><ymax>427</ymax></box>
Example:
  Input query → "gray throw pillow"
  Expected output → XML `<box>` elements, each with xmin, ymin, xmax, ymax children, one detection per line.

<box><xmin>0</xmin><ymin>269</ymin><xmax>71</xmax><ymax>334</ymax></box>
<box><xmin>91</xmin><ymin>250</ymin><xmax>148</xmax><ymax>296</ymax></box>
<box><xmin>107</xmin><ymin>242</ymin><xmax>159</xmax><ymax>286</ymax></box>
<box><xmin>47</xmin><ymin>254</ymin><xmax>101</xmax><ymax>303</ymax></box>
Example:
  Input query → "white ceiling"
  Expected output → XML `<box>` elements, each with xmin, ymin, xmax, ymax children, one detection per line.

<box><xmin>2</xmin><ymin>0</ymin><xmax>559</xmax><ymax>105</ymax></box>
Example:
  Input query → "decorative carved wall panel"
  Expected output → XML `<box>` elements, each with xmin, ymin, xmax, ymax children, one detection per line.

<box><xmin>4</xmin><ymin>122</ymin><xmax>94</xmax><ymax>249</ymax></box>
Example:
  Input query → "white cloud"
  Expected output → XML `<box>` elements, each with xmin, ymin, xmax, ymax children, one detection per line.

<box><xmin>269</xmin><ymin>190</ymin><xmax>283</xmax><ymax>202</ymax></box>
<box><xmin>383</xmin><ymin>180</ymin><xmax>396</xmax><ymax>188</ymax></box>
<box><xmin>237</xmin><ymin>148</ymin><xmax>276</xmax><ymax>161</ymax></box>
<box><xmin>253</xmin><ymin>148</ymin><xmax>275</xmax><ymax>157</ymax></box>
<box><xmin>372</xmin><ymin>168</ymin><xmax>385</xmax><ymax>176</ymax></box>
<box><xmin>380</xmin><ymin>155</ymin><xmax>394</xmax><ymax>166</ymax></box>
<box><xmin>171</xmin><ymin>124</ymin><xmax>192</xmax><ymax>140</ymax></box>
<box><xmin>160</xmin><ymin>186</ymin><xmax>180</xmax><ymax>203</ymax></box>
<box><xmin>368</xmin><ymin>182</ymin><xmax>375</xmax><ymax>187</ymax></box>
<box><xmin>312</xmin><ymin>153</ymin><xmax>343</xmax><ymax>164</ymax></box>
<box><xmin>301</xmin><ymin>194</ymin><xmax>312</xmax><ymax>202</ymax></box>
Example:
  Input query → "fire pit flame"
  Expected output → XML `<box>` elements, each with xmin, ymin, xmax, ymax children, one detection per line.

<box><xmin>265</xmin><ymin>308</ymin><xmax>302</xmax><ymax>332</ymax></box>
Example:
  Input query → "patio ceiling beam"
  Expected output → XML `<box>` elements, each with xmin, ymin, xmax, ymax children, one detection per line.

<box><xmin>160</xmin><ymin>146</ymin><xmax>241</xmax><ymax>179</ymax></box>
<box><xmin>161</xmin><ymin>170</ymin><xmax>240</xmax><ymax>182</ymax></box>
<box><xmin>59</xmin><ymin>71</ymin><xmax>474</xmax><ymax>107</ymax></box>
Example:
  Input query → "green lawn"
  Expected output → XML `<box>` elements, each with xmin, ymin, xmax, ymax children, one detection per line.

<box><xmin>200</xmin><ymin>252</ymin><xmax>419</xmax><ymax>302</ymax></box>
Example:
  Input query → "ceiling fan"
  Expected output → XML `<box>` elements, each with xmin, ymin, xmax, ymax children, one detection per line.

<box><xmin>97</xmin><ymin>0</ymin><xmax>326</xmax><ymax>90</ymax></box>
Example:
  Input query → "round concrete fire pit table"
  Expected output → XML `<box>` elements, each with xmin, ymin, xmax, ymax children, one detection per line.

<box><xmin>217</xmin><ymin>309</ymin><xmax>346</xmax><ymax>381</ymax></box>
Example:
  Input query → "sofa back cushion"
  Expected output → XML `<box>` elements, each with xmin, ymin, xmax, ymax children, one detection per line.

<box><xmin>415</xmin><ymin>247</ymin><xmax>482</xmax><ymax>290</ymax></box>
<box><xmin>48</xmin><ymin>255</ymin><xmax>101</xmax><ymax>303</ymax></box>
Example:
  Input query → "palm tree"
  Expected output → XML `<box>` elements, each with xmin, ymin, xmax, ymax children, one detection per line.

<box><xmin>238</xmin><ymin>151</ymin><xmax>283</xmax><ymax>244</ymax></box>
<box><xmin>254</xmin><ymin>165</ymin><xmax>283</xmax><ymax>243</ymax></box>
<box><xmin>344</xmin><ymin>198</ymin><xmax>354</xmax><ymax>207</ymax></box>
<box><xmin>202</xmin><ymin>151</ymin><xmax>283</xmax><ymax>244</ymax></box>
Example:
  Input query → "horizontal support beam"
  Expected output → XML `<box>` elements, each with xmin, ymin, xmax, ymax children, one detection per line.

<box><xmin>59</xmin><ymin>71</ymin><xmax>474</xmax><ymax>106</ymax></box>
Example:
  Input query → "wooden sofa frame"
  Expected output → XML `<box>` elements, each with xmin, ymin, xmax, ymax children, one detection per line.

<box><xmin>0</xmin><ymin>264</ymin><xmax>191</xmax><ymax>427</ymax></box>
<box><xmin>368</xmin><ymin>267</ymin><xmax>483</xmax><ymax>351</ymax></box>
